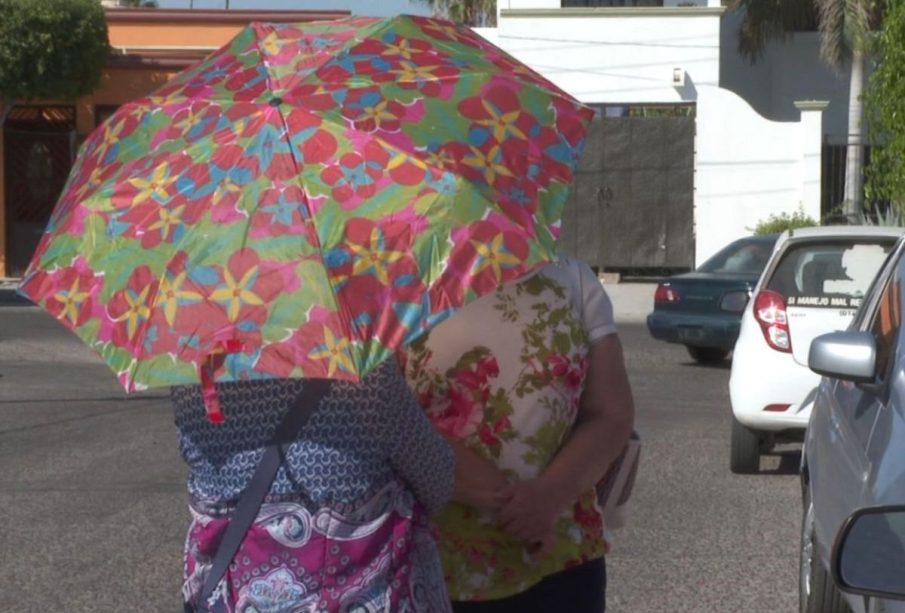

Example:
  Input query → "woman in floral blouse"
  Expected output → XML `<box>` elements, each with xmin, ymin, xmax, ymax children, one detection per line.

<box><xmin>401</xmin><ymin>256</ymin><xmax>635</xmax><ymax>612</ymax></box>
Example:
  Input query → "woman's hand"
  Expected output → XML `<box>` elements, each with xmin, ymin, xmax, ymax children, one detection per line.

<box><xmin>449</xmin><ymin>440</ymin><xmax>509</xmax><ymax>511</ymax></box>
<box><xmin>495</xmin><ymin>477</ymin><xmax>569</xmax><ymax>545</ymax></box>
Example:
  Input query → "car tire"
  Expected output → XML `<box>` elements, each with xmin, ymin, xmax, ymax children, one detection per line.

<box><xmin>686</xmin><ymin>346</ymin><xmax>730</xmax><ymax>363</ymax></box>
<box><xmin>800</xmin><ymin>495</ymin><xmax>850</xmax><ymax>613</ymax></box>
<box><xmin>730</xmin><ymin>415</ymin><xmax>761</xmax><ymax>474</ymax></box>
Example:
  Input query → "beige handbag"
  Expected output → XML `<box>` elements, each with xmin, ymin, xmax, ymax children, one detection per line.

<box><xmin>595</xmin><ymin>430</ymin><xmax>641</xmax><ymax>530</ymax></box>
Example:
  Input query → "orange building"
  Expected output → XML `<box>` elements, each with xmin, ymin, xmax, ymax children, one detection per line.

<box><xmin>0</xmin><ymin>8</ymin><xmax>349</xmax><ymax>278</ymax></box>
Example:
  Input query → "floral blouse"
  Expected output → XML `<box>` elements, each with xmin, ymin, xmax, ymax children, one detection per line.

<box><xmin>401</xmin><ymin>257</ymin><xmax>617</xmax><ymax>601</ymax></box>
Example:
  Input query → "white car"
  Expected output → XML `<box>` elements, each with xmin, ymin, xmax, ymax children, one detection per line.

<box><xmin>728</xmin><ymin>225</ymin><xmax>903</xmax><ymax>474</ymax></box>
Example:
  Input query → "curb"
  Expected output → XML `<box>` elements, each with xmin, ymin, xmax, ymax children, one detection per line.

<box><xmin>0</xmin><ymin>279</ymin><xmax>30</xmax><ymax>305</ymax></box>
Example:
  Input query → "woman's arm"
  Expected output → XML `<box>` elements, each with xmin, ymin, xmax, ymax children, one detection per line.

<box><xmin>379</xmin><ymin>361</ymin><xmax>507</xmax><ymax>514</ymax></box>
<box><xmin>448</xmin><ymin>439</ymin><xmax>509</xmax><ymax>510</ymax></box>
<box><xmin>497</xmin><ymin>333</ymin><xmax>635</xmax><ymax>542</ymax></box>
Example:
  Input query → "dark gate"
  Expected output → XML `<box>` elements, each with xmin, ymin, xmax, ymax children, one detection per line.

<box><xmin>3</xmin><ymin>106</ymin><xmax>76</xmax><ymax>276</ymax></box>
<box><xmin>559</xmin><ymin>104</ymin><xmax>695</xmax><ymax>274</ymax></box>
<box><xmin>821</xmin><ymin>143</ymin><xmax>882</xmax><ymax>219</ymax></box>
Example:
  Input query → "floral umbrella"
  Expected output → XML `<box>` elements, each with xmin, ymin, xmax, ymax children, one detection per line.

<box><xmin>19</xmin><ymin>15</ymin><xmax>592</xmax><ymax>419</ymax></box>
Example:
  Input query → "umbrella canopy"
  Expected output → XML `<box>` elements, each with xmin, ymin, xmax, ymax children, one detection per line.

<box><xmin>19</xmin><ymin>15</ymin><xmax>593</xmax><ymax>400</ymax></box>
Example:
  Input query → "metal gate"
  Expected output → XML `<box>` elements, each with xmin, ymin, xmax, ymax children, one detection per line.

<box><xmin>3</xmin><ymin>106</ymin><xmax>76</xmax><ymax>276</ymax></box>
<box><xmin>559</xmin><ymin>105</ymin><xmax>695</xmax><ymax>274</ymax></box>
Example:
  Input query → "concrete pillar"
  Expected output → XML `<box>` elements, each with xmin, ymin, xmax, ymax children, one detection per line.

<box><xmin>794</xmin><ymin>100</ymin><xmax>829</xmax><ymax>222</ymax></box>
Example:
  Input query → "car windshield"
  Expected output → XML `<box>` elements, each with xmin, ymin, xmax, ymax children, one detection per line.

<box><xmin>765</xmin><ymin>239</ymin><xmax>896</xmax><ymax>309</ymax></box>
<box><xmin>698</xmin><ymin>238</ymin><xmax>774</xmax><ymax>274</ymax></box>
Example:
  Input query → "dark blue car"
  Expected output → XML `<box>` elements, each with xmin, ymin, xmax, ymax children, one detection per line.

<box><xmin>646</xmin><ymin>234</ymin><xmax>780</xmax><ymax>363</ymax></box>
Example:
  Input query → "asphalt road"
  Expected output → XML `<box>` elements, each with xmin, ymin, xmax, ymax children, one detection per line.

<box><xmin>0</xmin><ymin>305</ymin><xmax>800</xmax><ymax>612</ymax></box>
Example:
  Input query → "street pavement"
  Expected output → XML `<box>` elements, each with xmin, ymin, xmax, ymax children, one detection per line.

<box><xmin>0</xmin><ymin>281</ymin><xmax>801</xmax><ymax>612</ymax></box>
<box><xmin>604</xmin><ymin>280</ymin><xmax>656</xmax><ymax>324</ymax></box>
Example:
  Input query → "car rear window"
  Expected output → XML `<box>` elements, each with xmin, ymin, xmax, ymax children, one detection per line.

<box><xmin>764</xmin><ymin>239</ymin><xmax>896</xmax><ymax>309</ymax></box>
<box><xmin>697</xmin><ymin>238</ymin><xmax>776</xmax><ymax>274</ymax></box>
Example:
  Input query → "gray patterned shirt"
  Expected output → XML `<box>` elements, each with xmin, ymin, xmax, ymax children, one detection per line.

<box><xmin>171</xmin><ymin>360</ymin><xmax>454</xmax><ymax>514</ymax></box>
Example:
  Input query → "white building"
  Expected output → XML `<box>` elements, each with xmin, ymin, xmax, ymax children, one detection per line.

<box><xmin>478</xmin><ymin>0</ymin><xmax>849</xmax><ymax>270</ymax></box>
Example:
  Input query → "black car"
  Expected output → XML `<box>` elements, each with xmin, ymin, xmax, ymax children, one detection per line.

<box><xmin>646</xmin><ymin>234</ymin><xmax>780</xmax><ymax>363</ymax></box>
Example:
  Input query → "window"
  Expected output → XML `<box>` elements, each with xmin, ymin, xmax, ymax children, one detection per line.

<box><xmin>590</xmin><ymin>103</ymin><xmax>695</xmax><ymax>119</ymax></box>
<box><xmin>562</xmin><ymin>0</ymin><xmax>663</xmax><ymax>7</ymax></box>
<box><xmin>765</xmin><ymin>239</ymin><xmax>897</xmax><ymax>309</ymax></box>
<box><xmin>869</xmin><ymin>274</ymin><xmax>901</xmax><ymax>379</ymax></box>
<box><xmin>698</xmin><ymin>237</ymin><xmax>774</xmax><ymax>275</ymax></box>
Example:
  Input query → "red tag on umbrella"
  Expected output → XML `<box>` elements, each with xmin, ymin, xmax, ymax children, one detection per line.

<box><xmin>199</xmin><ymin>340</ymin><xmax>247</xmax><ymax>424</ymax></box>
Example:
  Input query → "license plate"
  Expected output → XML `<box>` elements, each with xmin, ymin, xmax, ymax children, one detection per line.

<box><xmin>677</xmin><ymin>326</ymin><xmax>704</xmax><ymax>342</ymax></box>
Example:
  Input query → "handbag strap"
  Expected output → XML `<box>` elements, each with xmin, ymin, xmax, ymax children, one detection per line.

<box><xmin>195</xmin><ymin>378</ymin><xmax>331</xmax><ymax>612</ymax></box>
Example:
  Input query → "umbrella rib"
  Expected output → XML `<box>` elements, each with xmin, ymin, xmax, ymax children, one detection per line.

<box><xmin>251</xmin><ymin>22</ymin><xmax>279</xmax><ymax>103</ymax></box>
<box><xmin>249</xmin><ymin>23</ymin><xmax>362</xmax><ymax>356</ymax></box>
<box><xmin>271</xmin><ymin>99</ymin><xmax>362</xmax><ymax>374</ymax></box>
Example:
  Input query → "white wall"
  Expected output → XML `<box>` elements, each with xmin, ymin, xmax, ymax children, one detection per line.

<box><xmin>494</xmin><ymin>10</ymin><xmax>722</xmax><ymax>103</ymax></box>
<box><xmin>499</xmin><ymin>0</ymin><xmax>559</xmax><ymax>8</ymax></box>
<box><xmin>720</xmin><ymin>9</ymin><xmax>852</xmax><ymax>143</ymax></box>
<box><xmin>500</xmin><ymin>0</ymin><xmax>721</xmax><ymax>7</ymax></box>
<box><xmin>482</xmin><ymin>7</ymin><xmax>825</xmax><ymax>268</ymax></box>
<box><xmin>695</xmin><ymin>87</ymin><xmax>824</xmax><ymax>263</ymax></box>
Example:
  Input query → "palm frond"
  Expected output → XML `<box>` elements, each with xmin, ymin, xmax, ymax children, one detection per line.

<box><xmin>816</xmin><ymin>0</ymin><xmax>870</xmax><ymax>68</ymax></box>
<box><xmin>730</xmin><ymin>0</ymin><xmax>818</xmax><ymax>63</ymax></box>
<box><xmin>414</xmin><ymin>0</ymin><xmax>496</xmax><ymax>27</ymax></box>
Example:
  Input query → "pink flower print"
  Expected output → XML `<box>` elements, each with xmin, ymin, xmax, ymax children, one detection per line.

<box><xmin>547</xmin><ymin>354</ymin><xmax>584</xmax><ymax>388</ymax></box>
<box><xmin>39</xmin><ymin>262</ymin><xmax>101</xmax><ymax>329</ymax></box>
<box><xmin>285</xmin><ymin>108</ymin><xmax>338</xmax><ymax>165</ymax></box>
<box><xmin>476</xmin><ymin>354</ymin><xmax>500</xmax><ymax>379</ymax></box>
<box><xmin>478</xmin><ymin>415</ymin><xmax>511</xmax><ymax>447</ymax></box>
<box><xmin>320</xmin><ymin>141</ymin><xmax>389</xmax><ymax>204</ymax></box>
<box><xmin>430</xmin><ymin>352</ymin><xmax>500</xmax><ymax>440</ymax></box>
<box><xmin>341</xmin><ymin>88</ymin><xmax>408</xmax><ymax>134</ymax></box>
<box><xmin>434</xmin><ymin>385</ymin><xmax>484</xmax><ymax>440</ymax></box>
<box><xmin>105</xmin><ymin>265</ymin><xmax>160</xmax><ymax>356</ymax></box>
<box><xmin>547</xmin><ymin>354</ymin><xmax>570</xmax><ymax>378</ymax></box>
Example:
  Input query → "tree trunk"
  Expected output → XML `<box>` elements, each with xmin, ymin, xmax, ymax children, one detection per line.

<box><xmin>842</xmin><ymin>47</ymin><xmax>865</xmax><ymax>221</ymax></box>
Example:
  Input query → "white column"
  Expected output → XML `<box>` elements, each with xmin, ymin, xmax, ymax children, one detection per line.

<box><xmin>794</xmin><ymin>100</ymin><xmax>829</xmax><ymax>222</ymax></box>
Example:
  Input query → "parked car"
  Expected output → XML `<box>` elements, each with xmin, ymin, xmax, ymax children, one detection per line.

<box><xmin>801</xmin><ymin>232</ymin><xmax>905</xmax><ymax>613</ymax></box>
<box><xmin>646</xmin><ymin>233</ymin><xmax>779</xmax><ymax>363</ymax></box>
<box><xmin>729</xmin><ymin>226</ymin><xmax>903</xmax><ymax>474</ymax></box>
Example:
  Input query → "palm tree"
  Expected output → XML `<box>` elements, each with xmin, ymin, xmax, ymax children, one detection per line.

<box><xmin>115</xmin><ymin>0</ymin><xmax>159</xmax><ymax>6</ymax></box>
<box><xmin>731</xmin><ymin>0</ymin><xmax>883</xmax><ymax>221</ymax></box>
<box><xmin>416</xmin><ymin>0</ymin><xmax>497</xmax><ymax>27</ymax></box>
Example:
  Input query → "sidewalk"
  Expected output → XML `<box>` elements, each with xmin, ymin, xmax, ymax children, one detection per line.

<box><xmin>601</xmin><ymin>279</ymin><xmax>655</xmax><ymax>324</ymax></box>
<box><xmin>0</xmin><ymin>277</ymin><xmax>27</xmax><ymax>304</ymax></box>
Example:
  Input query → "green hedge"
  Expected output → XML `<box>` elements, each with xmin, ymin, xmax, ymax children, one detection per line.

<box><xmin>751</xmin><ymin>209</ymin><xmax>818</xmax><ymax>236</ymax></box>
<box><xmin>0</xmin><ymin>0</ymin><xmax>109</xmax><ymax>105</ymax></box>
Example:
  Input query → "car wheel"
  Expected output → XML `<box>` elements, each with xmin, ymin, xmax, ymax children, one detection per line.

<box><xmin>800</xmin><ymin>495</ymin><xmax>850</xmax><ymax>613</ymax></box>
<box><xmin>730</xmin><ymin>415</ymin><xmax>761</xmax><ymax>474</ymax></box>
<box><xmin>686</xmin><ymin>345</ymin><xmax>730</xmax><ymax>363</ymax></box>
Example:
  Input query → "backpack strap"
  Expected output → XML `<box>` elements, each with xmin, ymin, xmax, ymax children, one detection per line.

<box><xmin>193</xmin><ymin>378</ymin><xmax>332</xmax><ymax>612</ymax></box>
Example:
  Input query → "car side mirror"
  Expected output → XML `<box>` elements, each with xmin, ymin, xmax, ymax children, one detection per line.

<box><xmin>832</xmin><ymin>505</ymin><xmax>905</xmax><ymax>600</ymax></box>
<box><xmin>808</xmin><ymin>331</ymin><xmax>877</xmax><ymax>383</ymax></box>
<box><xmin>720</xmin><ymin>290</ymin><xmax>749</xmax><ymax>314</ymax></box>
